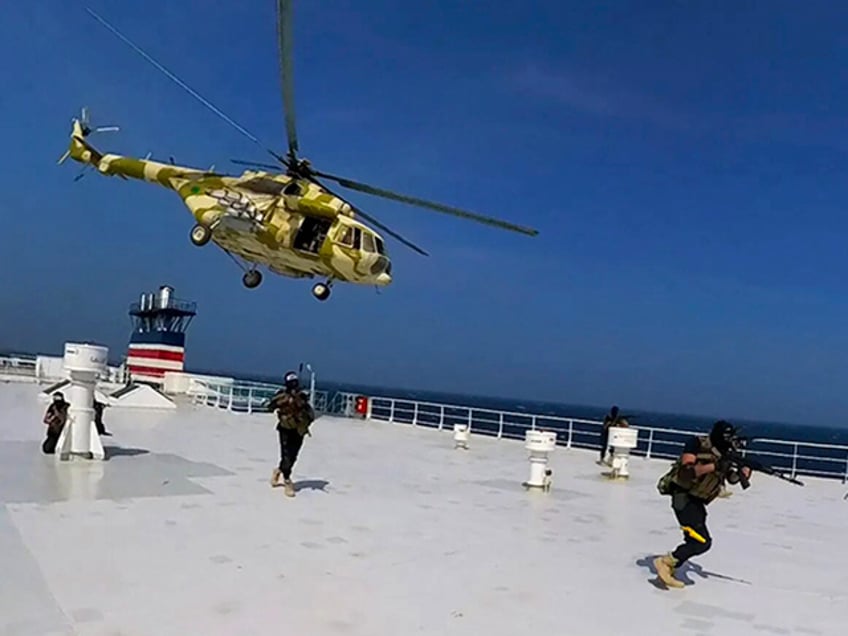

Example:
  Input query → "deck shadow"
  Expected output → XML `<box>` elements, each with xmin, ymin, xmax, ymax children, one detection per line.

<box><xmin>0</xmin><ymin>440</ymin><xmax>234</xmax><ymax>504</ymax></box>
<box><xmin>294</xmin><ymin>479</ymin><xmax>329</xmax><ymax>493</ymax></box>
<box><xmin>636</xmin><ymin>554</ymin><xmax>752</xmax><ymax>589</ymax></box>
<box><xmin>103</xmin><ymin>445</ymin><xmax>150</xmax><ymax>459</ymax></box>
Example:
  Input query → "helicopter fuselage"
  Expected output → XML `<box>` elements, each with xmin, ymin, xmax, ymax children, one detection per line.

<box><xmin>66</xmin><ymin>124</ymin><xmax>392</xmax><ymax>288</ymax></box>
<box><xmin>70</xmin><ymin>4</ymin><xmax>539</xmax><ymax>300</ymax></box>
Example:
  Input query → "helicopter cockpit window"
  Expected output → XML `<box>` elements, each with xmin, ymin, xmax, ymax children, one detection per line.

<box><xmin>337</xmin><ymin>226</ymin><xmax>362</xmax><ymax>249</ymax></box>
<box><xmin>338</xmin><ymin>227</ymin><xmax>354</xmax><ymax>247</ymax></box>
<box><xmin>361</xmin><ymin>231</ymin><xmax>376</xmax><ymax>253</ymax></box>
<box><xmin>375</xmin><ymin>237</ymin><xmax>386</xmax><ymax>255</ymax></box>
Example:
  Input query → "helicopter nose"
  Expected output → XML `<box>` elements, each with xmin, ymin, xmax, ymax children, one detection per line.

<box><xmin>376</xmin><ymin>271</ymin><xmax>392</xmax><ymax>286</ymax></box>
<box><xmin>371</xmin><ymin>256</ymin><xmax>391</xmax><ymax>278</ymax></box>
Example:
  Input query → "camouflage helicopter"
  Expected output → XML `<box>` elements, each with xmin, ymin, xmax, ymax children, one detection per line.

<box><xmin>59</xmin><ymin>3</ymin><xmax>538</xmax><ymax>301</ymax></box>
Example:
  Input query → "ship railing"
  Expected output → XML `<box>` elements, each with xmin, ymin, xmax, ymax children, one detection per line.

<box><xmin>187</xmin><ymin>377</ymin><xmax>346</xmax><ymax>416</ymax></box>
<box><xmin>0</xmin><ymin>354</ymin><xmax>128</xmax><ymax>384</ymax></box>
<box><xmin>0</xmin><ymin>354</ymin><xmax>37</xmax><ymax>378</ymax></box>
<box><xmin>188</xmin><ymin>380</ymin><xmax>848</xmax><ymax>483</ymax></box>
<box><xmin>129</xmin><ymin>298</ymin><xmax>197</xmax><ymax>314</ymax></box>
<box><xmin>363</xmin><ymin>395</ymin><xmax>848</xmax><ymax>484</ymax></box>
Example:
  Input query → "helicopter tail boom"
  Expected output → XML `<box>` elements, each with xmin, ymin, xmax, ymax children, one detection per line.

<box><xmin>59</xmin><ymin>110</ymin><xmax>207</xmax><ymax>188</ymax></box>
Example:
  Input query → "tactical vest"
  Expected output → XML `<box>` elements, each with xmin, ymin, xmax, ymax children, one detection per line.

<box><xmin>272</xmin><ymin>390</ymin><xmax>314</xmax><ymax>436</ymax></box>
<box><xmin>656</xmin><ymin>435</ymin><xmax>725</xmax><ymax>502</ymax></box>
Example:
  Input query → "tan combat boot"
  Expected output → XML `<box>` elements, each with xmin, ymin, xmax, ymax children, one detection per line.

<box><xmin>283</xmin><ymin>479</ymin><xmax>296</xmax><ymax>497</ymax></box>
<box><xmin>654</xmin><ymin>554</ymin><xmax>685</xmax><ymax>589</ymax></box>
<box><xmin>270</xmin><ymin>468</ymin><xmax>282</xmax><ymax>487</ymax></box>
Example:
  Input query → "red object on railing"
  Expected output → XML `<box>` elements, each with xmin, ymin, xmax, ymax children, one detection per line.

<box><xmin>354</xmin><ymin>395</ymin><xmax>369</xmax><ymax>416</ymax></box>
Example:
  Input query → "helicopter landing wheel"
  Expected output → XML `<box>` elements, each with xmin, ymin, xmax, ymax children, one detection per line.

<box><xmin>190</xmin><ymin>224</ymin><xmax>212</xmax><ymax>246</ymax></box>
<box><xmin>243</xmin><ymin>269</ymin><xmax>262</xmax><ymax>289</ymax></box>
<box><xmin>312</xmin><ymin>281</ymin><xmax>331</xmax><ymax>301</ymax></box>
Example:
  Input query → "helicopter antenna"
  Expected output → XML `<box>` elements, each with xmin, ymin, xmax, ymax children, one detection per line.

<box><xmin>85</xmin><ymin>7</ymin><xmax>287</xmax><ymax>167</ymax></box>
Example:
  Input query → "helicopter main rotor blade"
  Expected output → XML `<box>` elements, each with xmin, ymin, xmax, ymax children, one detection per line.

<box><xmin>307</xmin><ymin>176</ymin><xmax>429</xmax><ymax>256</ymax></box>
<box><xmin>352</xmin><ymin>208</ymin><xmax>430</xmax><ymax>257</ymax></box>
<box><xmin>276</xmin><ymin>0</ymin><xmax>299</xmax><ymax>159</ymax></box>
<box><xmin>85</xmin><ymin>7</ymin><xmax>288</xmax><ymax>167</ymax></box>
<box><xmin>231</xmin><ymin>158</ymin><xmax>283</xmax><ymax>171</ymax></box>
<box><xmin>312</xmin><ymin>169</ymin><xmax>539</xmax><ymax>237</ymax></box>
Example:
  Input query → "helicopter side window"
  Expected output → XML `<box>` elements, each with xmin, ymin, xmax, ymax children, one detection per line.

<box><xmin>352</xmin><ymin>228</ymin><xmax>362</xmax><ymax>249</ymax></box>
<box><xmin>361</xmin><ymin>231</ymin><xmax>376</xmax><ymax>253</ymax></box>
<box><xmin>338</xmin><ymin>227</ymin><xmax>354</xmax><ymax>247</ymax></box>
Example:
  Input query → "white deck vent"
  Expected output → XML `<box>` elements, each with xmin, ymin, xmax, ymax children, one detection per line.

<box><xmin>605</xmin><ymin>428</ymin><xmax>639</xmax><ymax>479</ymax></box>
<box><xmin>523</xmin><ymin>430</ymin><xmax>556</xmax><ymax>490</ymax></box>
<box><xmin>453</xmin><ymin>423</ymin><xmax>470</xmax><ymax>450</ymax></box>
<box><xmin>55</xmin><ymin>342</ymin><xmax>108</xmax><ymax>461</ymax></box>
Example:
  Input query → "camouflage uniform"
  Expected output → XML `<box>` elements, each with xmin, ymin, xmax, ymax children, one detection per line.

<box><xmin>267</xmin><ymin>381</ymin><xmax>314</xmax><ymax>496</ymax></box>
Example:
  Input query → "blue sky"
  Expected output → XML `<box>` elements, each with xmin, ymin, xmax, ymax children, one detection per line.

<box><xmin>2</xmin><ymin>1</ymin><xmax>847</xmax><ymax>423</ymax></box>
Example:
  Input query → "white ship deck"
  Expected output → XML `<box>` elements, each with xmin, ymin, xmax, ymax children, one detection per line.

<box><xmin>1</xmin><ymin>382</ymin><xmax>845</xmax><ymax>636</ymax></box>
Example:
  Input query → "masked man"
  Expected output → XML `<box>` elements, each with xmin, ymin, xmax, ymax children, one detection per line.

<box><xmin>267</xmin><ymin>371</ymin><xmax>315</xmax><ymax>497</ymax></box>
<box><xmin>654</xmin><ymin>420</ymin><xmax>752</xmax><ymax>588</ymax></box>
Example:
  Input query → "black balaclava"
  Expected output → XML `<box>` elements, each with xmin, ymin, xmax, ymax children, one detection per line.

<box><xmin>710</xmin><ymin>420</ymin><xmax>736</xmax><ymax>452</ymax></box>
<box><xmin>284</xmin><ymin>371</ymin><xmax>299</xmax><ymax>391</ymax></box>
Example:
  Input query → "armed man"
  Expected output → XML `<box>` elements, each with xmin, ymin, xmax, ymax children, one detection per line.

<box><xmin>267</xmin><ymin>371</ymin><xmax>315</xmax><ymax>497</ymax></box>
<box><xmin>598</xmin><ymin>405</ymin><xmax>621</xmax><ymax>465</ymax></box>
<box><xmin>654</xmin><ymin>420</ymin><xmax>752</xmax><ymax>588</ymax></box>
<box><xmin>41</xmin><ymin>392</ymin><xmax>69</xmax><ymax>454</ymax></box>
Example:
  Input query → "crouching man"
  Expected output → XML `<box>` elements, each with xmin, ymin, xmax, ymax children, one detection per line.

<box><xmin>42</xmin><ymin>392</ymin><xmax>68</xmax><ymax>454</ymax></box>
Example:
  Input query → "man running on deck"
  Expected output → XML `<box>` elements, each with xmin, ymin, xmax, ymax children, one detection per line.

<box><xmin>654</xmin><ymin>420</ymin><xmax>752</xmax><ymax>588</ymax></box>
<box><xmin>267</xmin><ymin>371</ymin><xmax>315</xmax><ymax>497</ymax></box>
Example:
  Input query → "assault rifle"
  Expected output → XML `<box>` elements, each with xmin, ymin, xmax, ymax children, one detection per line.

<box><xmin>722</xmin><ymin>445</ymin><xmax>805</xmax><ymax>489</ymax></box>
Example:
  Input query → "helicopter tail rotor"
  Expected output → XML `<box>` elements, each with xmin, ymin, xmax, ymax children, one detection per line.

<box><xmin>58</xmin><ymin>106</ymin><xmax>119</xmax><ymax>166</ymax></box>
<box><xmin>58</xmin><ymin>107</ymin><xmax>125</xmax><ymax>184</ymax></box>
<box><xmin>75</xmin><ymin>106</ymin><xmax>120</xmax><ymax>140</ymax></box>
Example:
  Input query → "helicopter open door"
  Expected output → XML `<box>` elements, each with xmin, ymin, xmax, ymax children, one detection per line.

<box><xmin>293</xmin><ymin>216</ymin><xmax>332</xmax><ymax>254</ymax></box>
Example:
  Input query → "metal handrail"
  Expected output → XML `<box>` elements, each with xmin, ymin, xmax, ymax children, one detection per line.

<box><xmin>363</xmin><ymin>395</ymin><xmax>848</xmax><ymax>483</ymax></box>
<box><xmin>129</xmin><ymin>298</ymin><xmax>197</xmax><ymax>314</ymax></box>
<box><xmin>0</xmin><ymin>353</ymin><xmax>129</xmax><ymax>384</ymax></box>
<box><xmin>186</xmin><ymin>380</ymin><xmax>848</xmax><ymax>483</ymax></box>
<box><xmin>7</xmin><ymin>360</ymin><xmax>839</xmax><ymax>484</ymax></box>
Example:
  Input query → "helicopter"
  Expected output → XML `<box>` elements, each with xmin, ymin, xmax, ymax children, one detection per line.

<box><xmin>59</xmin><ymin>3</ymin><xmax>539</xmax><ymax>302</ymax></box>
